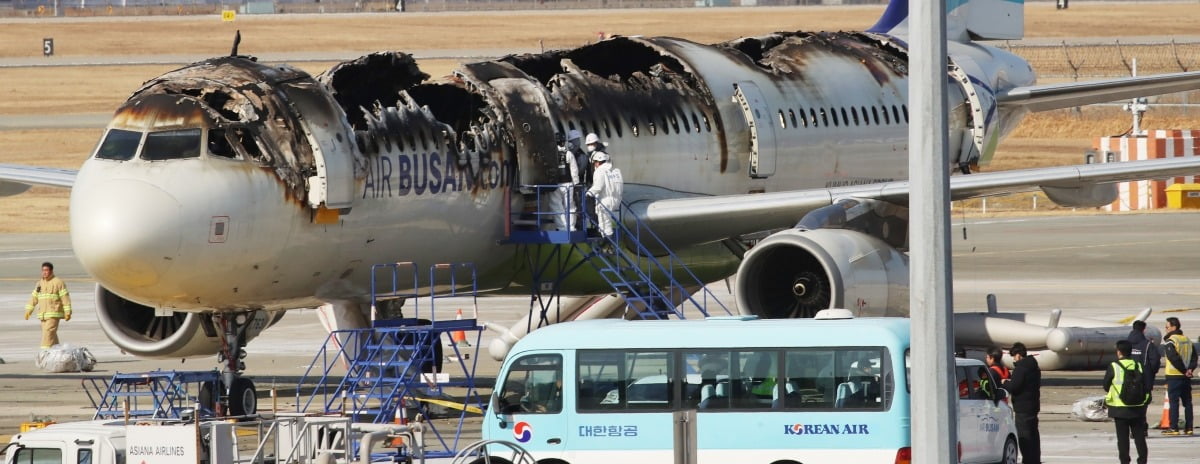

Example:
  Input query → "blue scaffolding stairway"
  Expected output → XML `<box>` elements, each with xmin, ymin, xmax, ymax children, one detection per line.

<box><xmin>295</xmin><ymin>262</ymin><xmax>484</xmax><ymax>459</ymax></box>
<box><xmin>587</xmin><ymin>200</ymin><xmax>732</xmax><ymax>319</ymax></box>
<box><xmin>507</xmin><ymin>184</ymin><xmax>731</xmax><ymax>320</ymax></box>
<box><xmin>83</xmin><ymin>369</ymin><xmax>222</xmax><ymax>420</ymax></box>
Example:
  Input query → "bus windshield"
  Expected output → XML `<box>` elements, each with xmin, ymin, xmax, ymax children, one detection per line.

<box><xmin>496</xmin><ymin>354</ymin><xmax>562</xmax><ymax>415</ymax></box>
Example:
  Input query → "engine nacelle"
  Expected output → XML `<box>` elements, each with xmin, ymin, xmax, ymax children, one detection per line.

<box><xmin>95</xmin><ymin>284</ymin><xmax>282</xmax><ymax>359</ymax></box>
<box><xmin>735</xmin><ymin>229</ymin><xmax>909</xmax><ymax>319</ymax></box>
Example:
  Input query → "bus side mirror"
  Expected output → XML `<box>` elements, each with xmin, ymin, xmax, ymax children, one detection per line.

<box><xmin>492</xmin><ymin>392</ymin><xmax>508</xmax><ymax>428</ymax></box>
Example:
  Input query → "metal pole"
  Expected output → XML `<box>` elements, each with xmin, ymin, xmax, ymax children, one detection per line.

<box><xmin>908</xmin><ymin>0</ymin><xmax>957</xmax><ymax>462</ymax></box>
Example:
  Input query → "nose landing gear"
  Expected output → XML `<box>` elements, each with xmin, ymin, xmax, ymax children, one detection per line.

<box><xmin>204</xmin><ymin>311</ymin><xmax>259</xmax><ymax>417</ymax></box>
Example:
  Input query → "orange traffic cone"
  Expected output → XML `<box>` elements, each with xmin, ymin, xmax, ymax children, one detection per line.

<box><xmin>1158</xmin><ymin>392</ymin><xmax>1172</xmax><ymax>429</ymax></box>
<box><xmin>394</xmin><ymin>397</ymin><xmax>408</xmax><ymax>425</ymax></box>
<box><xmin>451</xmin><ymin>309</ymin><xmax>470</xmax><ymax>347</ymax></box>
<box><xmin>387</xmin><ymin>398</ymin><xmax>408</xmax><ymax>447</ymax></box>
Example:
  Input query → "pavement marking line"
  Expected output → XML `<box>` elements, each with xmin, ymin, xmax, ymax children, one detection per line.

<box><xmin>953</xmin><ymin>237</ymin><xmax>1200</xmax><ymax>257</ymax></box>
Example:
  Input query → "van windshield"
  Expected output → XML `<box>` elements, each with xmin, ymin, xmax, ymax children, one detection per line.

<box><xmin>12</xmin><ymin>447</ymin><xmax>63</xmax><ymax>464</ymax></box>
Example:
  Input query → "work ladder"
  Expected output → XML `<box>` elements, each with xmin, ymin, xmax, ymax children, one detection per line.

<box><xmin>587</xmin><ymin>200</ymin><xmax>732</xmax><ymax>319</ymax></box>
<box><xmin>295</xmin><ymin>262</ymin><xmax>484</xmax><ymax>459</ymax></box>
<box><xmin>507</xmin><ymin>185</ymin><xmax>731</xmax><ymax>323</ymax></box>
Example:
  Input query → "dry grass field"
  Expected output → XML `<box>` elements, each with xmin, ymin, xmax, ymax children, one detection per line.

<box><xmin>4</xmin><ymin>4</ymin><xmax>1200</xmax><ymax>232</ymax></box>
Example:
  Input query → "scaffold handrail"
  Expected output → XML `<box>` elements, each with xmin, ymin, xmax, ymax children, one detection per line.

<box><xmin>588</xmin><ymin>200</ymin><xmax>733</xmax><ymax>318</ymax></box>
<box><xmin>370</xmin><ymin>261</ymin><xmax>421</xmax><ymax>316</ymax></box>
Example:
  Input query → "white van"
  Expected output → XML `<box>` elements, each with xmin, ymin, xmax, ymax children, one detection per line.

<box><xmin>954</xmin><ymin>357</ymin><xmax>1019</xmax><ymax>464</ymax></box>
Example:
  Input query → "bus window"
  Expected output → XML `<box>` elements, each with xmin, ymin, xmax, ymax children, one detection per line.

<box><xmin>497</xmin><ymin>354</ymin><xmax>562</xmax><ymax>414</ymax></box>
<box><xmin>578</xmin><ymin>350</ymin><xmax>675</xmax><ymax>412</ymax></box>
<box><xmin>738</xmin><ymin>351</ymin><xmax>779</xmax><ymax>409</ymax></box>
<box><xmin>686</xmin><ymin>352</ymin><xmax>729</xmax><ymax>410</ymax></box>
<box><xmin>685</xmin><ymin>350</ymin><xmax>731</xmax><ymax>410</ymax></box>
<box><xmin>783</xmin><ymin>348</ymin><xmax>891</xmax><ymax>410</ymax></box>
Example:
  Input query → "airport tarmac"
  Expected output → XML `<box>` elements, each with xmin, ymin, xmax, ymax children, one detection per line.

<box><xmin>2</xmin><ymin>212</ymin><xmax>1200</xmax><ymax>461</ymax></box>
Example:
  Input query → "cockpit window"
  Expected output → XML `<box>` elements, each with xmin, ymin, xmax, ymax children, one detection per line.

<box><xmin>207</xmin><ymin>129</ymin><xmax>237</xmax><ymax>159</ymax></box>
<box><xmin>142</xmin><ymin>128</ymin><xmax>202</xmax><ymax>161</ymax></box>
<box><xmin>95</xmin><ymin>128</ymin><xmax>142</xmax><ymax>160</ymax></box>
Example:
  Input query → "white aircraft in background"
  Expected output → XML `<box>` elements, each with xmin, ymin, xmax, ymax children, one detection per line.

<box><xmin>2</xmin><ymin>0</ymin><xmax>1198</xmax><ymax>411</ymax></box>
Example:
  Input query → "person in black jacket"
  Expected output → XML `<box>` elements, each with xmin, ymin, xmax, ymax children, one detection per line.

<box><xmin>1127</xmin><ymin>320</ymin><xmax>1161</xmax><ymax>398</ymax></box>
<box><xmin>1003</xmin><ymin>342</ymin><xmax>1041</xmax><ymax>464</ymax></box>
<box><xmin>1105</xmin><ymin>340</ymin><xmax>1150</xmax><ymax>464</ymax></box>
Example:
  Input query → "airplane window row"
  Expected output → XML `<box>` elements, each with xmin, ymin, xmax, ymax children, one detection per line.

<box><xmin>556</xmin><ymin>108</ymin><xmax>713</xmax><ymax>142</ymax></box>
<box><xmin>776</xmin><ymin>104</ymin><xmax>909</xmax><ymax>130</ymax></box>
<box><xmin>374</xmin><ymin>126</ymin><xmax>447</xmax><ymax>154</ymax></box>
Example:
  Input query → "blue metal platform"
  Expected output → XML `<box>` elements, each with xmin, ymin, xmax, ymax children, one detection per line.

<box><xmin>295</xmin><ymin>262</ymin><xmax>485</xmax><ymax>459</ymax></box>
<box><xmin>83</xmin><ymin>369</ymin><xmax>222</xmax><ymax>420</ymax></box>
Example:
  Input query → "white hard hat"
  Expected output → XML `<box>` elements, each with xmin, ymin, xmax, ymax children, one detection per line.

<box><xmin>584</xmin><ymin>133</ymin><xmax>601</xmax><ymax>145</ymax></box>
<box><xmin>590</xmin><ymin>152</ymin><xmax>610</xmax><ymax>162</ymax></box>
<box><xmin>567</xmin><ymin>129</ymin><xmax>583</xmax><ymax>141</ymax></box>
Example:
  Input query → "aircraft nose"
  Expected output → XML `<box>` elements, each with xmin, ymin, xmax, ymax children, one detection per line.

<box><xmin>71</xmin><ymin>179</ymin><xmax>182</xmax><ymax>289</ymax></box>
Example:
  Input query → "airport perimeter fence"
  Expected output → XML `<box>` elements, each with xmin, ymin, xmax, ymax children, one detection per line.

<box><xmin>1003</xmin><ymin>39</ymin><xmax>1200</xmax><ymax>113</ymax></box>
<box><xmin>0</xmin><ymin>0</ymin><xmax>878</xmax><ymax>16</ymax></box>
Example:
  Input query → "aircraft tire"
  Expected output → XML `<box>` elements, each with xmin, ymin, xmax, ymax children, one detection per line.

<box><xmin>198</xmin><ymin>380</ymin><xmax>218</xmax><ymax>415</ymax></box>
<box><xmin>229</xmin><ymin>377</ymin><xmax>258</xmax><ymax>416</ymax></box>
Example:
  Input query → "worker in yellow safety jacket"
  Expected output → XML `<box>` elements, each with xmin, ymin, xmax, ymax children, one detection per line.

<box><xmin>23</xmin><ymin>262</ymin><xmax>72</xmax><ymax>349</ymax></box>
<box><xmin>1161</xmin><ymin>317</ymin><xmax>1196</xmax><ymax>435</ymax></box>
<box><xmin>1104</xmin><ymin>340</ymin><xmax>1150</xmax><ymax>464</ymax></box>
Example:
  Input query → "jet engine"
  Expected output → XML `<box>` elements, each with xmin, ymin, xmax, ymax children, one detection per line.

<box><xmin>735</xmin><ymin>228</ymin><xmax>909</xmax><ymax>319</ymax></box>
<box><xmin>95</xmin><ymin>284</ymin><xmax>282</xmax><ymax>359</ymax></box>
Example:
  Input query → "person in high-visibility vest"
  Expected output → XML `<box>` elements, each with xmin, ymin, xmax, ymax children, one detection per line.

<box><xmin>986</xmin><ymin>346</ymin><xmax>1011</xmax><ymax>381</ymax></box>
<box><xmin>1105</xmin><ymin>340</ymin><xmax>1150</xmax><ymax>464</ymax></box>
<box><xmin>23</xmin><ymin>262</ymin><xmax>72</xmax><ymax>349</ymax></box>
<box><xmin>1161</xmin><ymin>317</ymin><xmax>1196</xmax><ymax>435</ymax></box>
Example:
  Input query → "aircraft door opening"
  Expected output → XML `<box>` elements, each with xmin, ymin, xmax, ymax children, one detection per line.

<box><xmin>489</xmin><ymin>77</ymin><xmax>560</xmax><ymax>186</ymax></box>
<box><xmin>732</xmin><ymin>81</ymin><xmax>777</xmax><ymax>179</ymax></box>
<box><xmin>279</xmin><ymin>82</ymin><xmax>360</xmax><ymax>210</ymax></box>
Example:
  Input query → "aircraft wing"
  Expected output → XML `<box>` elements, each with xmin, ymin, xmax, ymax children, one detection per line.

<box><xmin>634</xmin><ymin>156</ymin><xmax>1200</xmax><ymax>248</ymax></box>
<box><xmin>996</xmin><ymin>70</ymin><xmax>1200</xmax><ymax>112</ymax></box>
<box><xmin>0</xmin><ymin>163</ymin><xmax>78</xmax><ymax>196</ymax></box>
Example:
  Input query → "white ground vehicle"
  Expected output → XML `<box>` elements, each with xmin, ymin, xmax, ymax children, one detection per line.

<box><xmin>953</xmin><ymin>358</ymin><xmax>1018</xmax><ymax>464</ymax></box>
<box><xmin>2</xmin><ymin>415</ymin><xmax>427</xmax><ymax>464</ymax></box>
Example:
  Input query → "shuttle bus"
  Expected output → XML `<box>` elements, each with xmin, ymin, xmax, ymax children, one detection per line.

<box><xmin>478</xmin><ymin>312</ymin><xmax>1017</xmax><ymax>464</ymax></box>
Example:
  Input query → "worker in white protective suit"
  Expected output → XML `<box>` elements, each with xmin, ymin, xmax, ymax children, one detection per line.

<box><xmin>585</xmin><ymin>133</ymin><xmax>622</xmax><ymax>240</ymax></box>
<box><xmin>547</xmin><ymin>130</ymin><xmax>582</xmax><ymax>230</ymax></box>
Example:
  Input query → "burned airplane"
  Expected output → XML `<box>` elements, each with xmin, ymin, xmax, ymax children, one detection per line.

<box><xmin>4</xmin><ymin>0</ymin><xmax>1200</xmax><ymax>410</ymax></box>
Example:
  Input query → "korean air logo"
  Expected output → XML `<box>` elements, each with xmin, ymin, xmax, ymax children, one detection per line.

<box><xmin>784</xmin><ymin>423</ymin><xmax>871</xmax><ymax>435</ymax></box>
<box><xmin>513</xmin><ymin>421</ymin><xmax>533</xmax><ymax>443</ymax></box>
